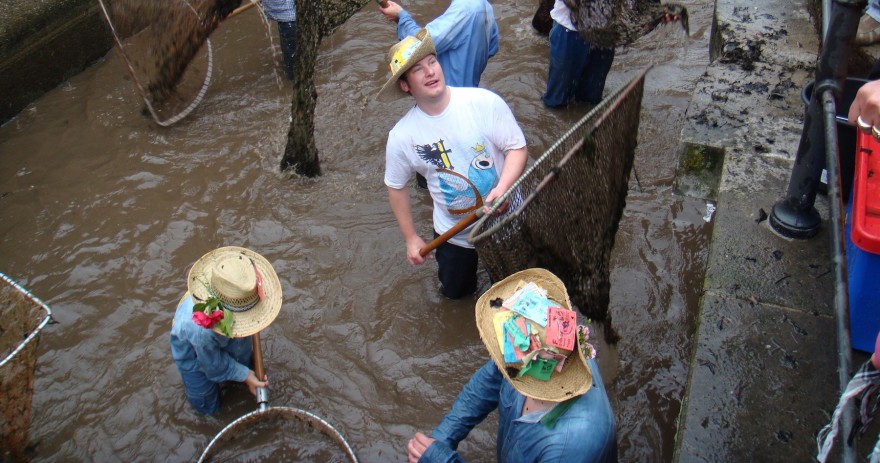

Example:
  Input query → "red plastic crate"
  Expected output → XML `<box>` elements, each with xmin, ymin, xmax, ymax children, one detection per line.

<box><xmin>852</xmin><ymin>130</ymin><xmax>880</xmax><ymax>255</ymax></box>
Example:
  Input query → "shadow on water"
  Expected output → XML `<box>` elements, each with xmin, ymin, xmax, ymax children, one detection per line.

<box><xmin>0</xmin><ymin>0</ymin><xmax>714</xmax><ymax>461</ymax></box>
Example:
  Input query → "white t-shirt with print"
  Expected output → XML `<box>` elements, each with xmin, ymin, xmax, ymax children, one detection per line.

<box><xmin>384</xmin><ymin>86</ymin><xmax>527</xmax><ymax>248</ymax></box>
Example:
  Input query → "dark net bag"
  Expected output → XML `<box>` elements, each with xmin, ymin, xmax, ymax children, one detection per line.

<box><xmin>469</xmin><ymin>67</ymin><xmax>648</xmax><ymax>322</ymax></box>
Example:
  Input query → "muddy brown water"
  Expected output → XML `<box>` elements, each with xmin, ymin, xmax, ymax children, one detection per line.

<box><xmin>0</xmin><ymin>1</ymin><xmax>714</xmax><ymax>461</ymax></box>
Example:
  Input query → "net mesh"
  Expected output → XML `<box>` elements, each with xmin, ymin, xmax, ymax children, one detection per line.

<box><xmin>0</xmin><ymin>276</ymin><xmax>52</xmax><ymax>462</ymax></box>
<box><xmin>98</xmin><ymin>0</ymin><xmax>243</xmax><ymax>125</ymax></box>
<box><xmin>469</xmin><ymin>67</ymin><xmax>648</xmax><ymax>322</ymax></box>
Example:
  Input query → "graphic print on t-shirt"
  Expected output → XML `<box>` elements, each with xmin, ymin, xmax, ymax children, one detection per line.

<box><xmin>416</xmin><ymin>139</ymin><xmax>453</xmax><ymax>169</ymax></box>
<box><xmin>415</xmin><ymin>137</ymin><xmax>499</xmax><ymax>216</ymax></box>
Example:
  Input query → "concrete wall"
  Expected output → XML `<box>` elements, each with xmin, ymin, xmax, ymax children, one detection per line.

<box><xmin>0</xmin><ymin>0</ymin><xmax>113</xmax><ymax>124</ymax></box>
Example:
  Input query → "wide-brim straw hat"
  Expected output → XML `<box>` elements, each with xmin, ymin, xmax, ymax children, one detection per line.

<box><xmin>475</xmin><ymin>268</ymin><xmax>593</xmax><ymax>402</ymax></box>
<box><xmin>376</xmin><ymin>28</ymin><xmax>436</xmax><ymax>102</ymax></box>
<box><xmin>187</xmin><ymin>246</ymin><xmax>282</xmax><ymax>338</ymax></box>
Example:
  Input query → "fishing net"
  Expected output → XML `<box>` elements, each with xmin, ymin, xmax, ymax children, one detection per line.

<box><xmin>0</xmin><ymin>273</ymin><xmax>53</xmax><ymax>463</ymax></box>
<box><xmin>469</xmin><ymin>67</ymin><xmax>649</xmax><ymax>323</ymax></box>
<box><xmin>198</xmin><ymin>334</ymin><xmax>359</xmax><ymax>463</ymax></box>
<box><xmin>97</xmin><ymin>0</ymin><xmax>245</xmax><ymax>126</ymax></box>
<box><xmin>198</xmin><ymin>406</ymin><xmax>359</xmax><ymax>462</ymax></box>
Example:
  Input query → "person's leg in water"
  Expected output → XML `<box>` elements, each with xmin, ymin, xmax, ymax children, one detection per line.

<box><xmin>178</xmin><ymin>369</ymin><xmax>221</xmax><ymax>414</ymax></box>
<box><xmin>434</xmin><ymin>236</ymin><xmax>478</xmax><ymax>300</ymax></box>
<box><xmin>543</xmin><ymin>21</ymin><xmax>591</xmax><ymax>108</ymax></box>
<box><xmin>573</xmin><ymin>46</ymin><xmax>615</xmax><ymax>105</ymax></box>
<box><xmin>277</xmin><ymin>20</ymin><xmax>296</xmax><ymax>80</ymax></box>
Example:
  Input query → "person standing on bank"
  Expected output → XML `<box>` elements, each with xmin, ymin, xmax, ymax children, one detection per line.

<box><xmin>378</xmin><ymin>0</ymin><xmax>499</xmax><ymax>88</ymax></box>
<box><xmin>262</xmin><ymin>0</ymin><xmax>297</xmax><ymax>80</ymax></box>
<box><xmin>170</xmin><ymin>246</ymin><xmax>283</xmax><ymax>414</ymax></box>
<box><xmin>378</xmin><ymin>30</ymin><xmax>528</xmax><ymax>300</ymax></box>
<box><xmin>542</xmin><ymin>0</ymin><xmax>615</xmax><ymax>108</ymax></box>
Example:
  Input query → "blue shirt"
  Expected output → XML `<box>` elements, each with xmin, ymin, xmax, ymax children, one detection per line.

<box><xmin>396</xmin><ymin>0</ymin><xmax>499</xmax><ymax>88</ymax></box>
<box><xmin>421</xmin><ymin>359</ymin><xmax>618</xmax><ymax>463</ymax></box>
<box><xmin>262</xmin><ymin>0</ymin><xmax>296</xmax><ymax>22</ymax></box>
<box><xmin>170</xmin><ymin>294</ymin><xmax>252</xmax><ymax>384</ymax></box>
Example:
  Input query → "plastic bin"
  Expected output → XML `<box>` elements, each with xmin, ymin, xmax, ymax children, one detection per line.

<box><xmin>852</xmin><ymin>129</ymin><xmax>880</xmax><ymax>254</ymax></box>
<box><xmin>802</xmin><ymin>77</ymin><xmax>869</xmax><ymax>203</ymax></box>
<box><xmin>844</xmin><ymin>130</ymin><xmax>880</xmax><ymax>353</ymax></box>
<box><xmin>845</xmin><ymin>209</ymin><xmax>880</xmax><ymax>353</ymax></box>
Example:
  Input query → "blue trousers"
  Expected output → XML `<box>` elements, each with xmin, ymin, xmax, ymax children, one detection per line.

<box><xmin>434</xmin><ymin>234</ymin><xmax>478</xmax><ymax>300</ymax></box>
<box><xmin>178</xmin><ymin>368</ymin><xmax>222</xmax><ymax>414</ymax></box>
<box><xmin>543</xmin><ymin>21</ymin><xmax>615</xmax><ymax>108</ymax></box>
<box><xmin>277</xmin><ymin>20</ymin><xmax>296</xmax><ymax>80</ymax></box>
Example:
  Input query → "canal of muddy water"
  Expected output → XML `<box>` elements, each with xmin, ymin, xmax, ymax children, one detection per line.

<box><xmin>0</xmin><ymin>0</ymin><xmax>714</xmax><ymax>461</ymax></box>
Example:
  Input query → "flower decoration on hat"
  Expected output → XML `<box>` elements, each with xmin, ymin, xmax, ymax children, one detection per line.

<box><xmin>192</xmin><ymin>294</ymin><xmax>234</xmax><ymax>337</ymax></box>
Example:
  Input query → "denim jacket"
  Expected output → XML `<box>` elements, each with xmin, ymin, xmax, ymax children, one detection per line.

<box><xmin>396</xmin><ymin>0</ymin><xmax>499</xmax><ymax>88</ymax></box>
<box><xmin>421</xmin><ymin>359</ymin><xmax>617</xmax><ymax>463</ymax></box>
<box><xmin>170</xmin><ymin>294</ymin><xmax>251</xmax><ymax>384</ymax></box>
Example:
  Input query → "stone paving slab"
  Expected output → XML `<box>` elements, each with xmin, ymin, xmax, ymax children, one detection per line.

<box><xmin>674</xmin><ymin>294</ymin><xmax>838</xmax><ymax>462</ymax></box>
<box><xmin>673</xmin><ymin>0</ymin><xmax>852</xmax><ymax>460</ymax></box>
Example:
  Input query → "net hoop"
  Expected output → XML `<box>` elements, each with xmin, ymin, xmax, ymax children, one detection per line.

<box><xmin>0</xmin><ymin>272</ymin><xmax>53</xmax><ymax>369</ymax></box>
<box><xmin>467</xmin><ymin>66</ymin><xmax>652</xmax><ymax>244</ymax></box>
<box><xmin>197</xmin><ymin>405</ymin><xmax>360</xmax><ymax>463</ymax></box>
<box><xmin>97</xmin><ymin>0</ymin><xmax>214</xmax><ymax>127</ymax></box>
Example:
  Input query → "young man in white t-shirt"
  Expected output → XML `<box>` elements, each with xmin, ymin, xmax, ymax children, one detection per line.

<box><xmin>377</xmin><ymin>29</ymin><xmax>528</xmax><ymax>299</ymax></box>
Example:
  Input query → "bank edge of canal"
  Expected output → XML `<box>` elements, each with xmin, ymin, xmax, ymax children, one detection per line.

<box><xmin>0</xmin><ymin>0</ymin><xmax>112</xmax><ymax>125</ymax></box>
<box><xmin>674</xmin><ymin>1</ymin><xmax>880</xmax><ymax>461</ymax></box>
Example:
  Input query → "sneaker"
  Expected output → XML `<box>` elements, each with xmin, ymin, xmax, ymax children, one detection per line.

<box><xmin>856</xmin><ymin>14</ymin><xmax>880</xmax><ymax>46</ymax></box>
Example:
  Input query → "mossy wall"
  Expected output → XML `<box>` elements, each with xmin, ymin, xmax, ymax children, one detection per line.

<box><xmin>0</xmin><ymin>0</ymin><xmax>113</xmax><ymax>124</ymax></box>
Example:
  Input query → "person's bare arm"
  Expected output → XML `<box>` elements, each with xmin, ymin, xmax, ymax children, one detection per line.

<box><xmin>484</xmin><ymin>146</ymin><xmax>528</xmax><ymax>213</ymax></box>
<box><xmin>388</xmin><ymin>186</ymin><xmax>428</xmax><ymax>264</ymax></box>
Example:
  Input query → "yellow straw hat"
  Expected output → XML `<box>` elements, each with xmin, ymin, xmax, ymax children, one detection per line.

<box><xmin>475</xmin><ymin>268</ymin><xmax>593</xmax><ymax>402</ymax></box>
<box><xmin>187</xmin><ymin>246</ymin><xmax>282</xmax><ymax>338</ymax></box>
<box><xmin>376</xmin><ymin>28</ymin><xmax>437</xmax><ymax>102</ymax></box>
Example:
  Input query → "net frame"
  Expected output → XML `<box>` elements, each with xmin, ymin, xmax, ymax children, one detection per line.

<box><xmin>198</xmin><ymin>333</ymin><xmax>359</xmax><ymax>463</ymax></box>
<box><xmin>197</xmin><ymin>405</ymin><xmax>360</xmax><ymax>462</ymax></box>
<box><xmin>97</xmin><ymin>0</ymin><xmax>215</xmax><ymax>127</ymax></box>
<box><xmin>469</xmin><ymin>66</ymin><xmax>650</xmax><ymax>320</ymax></box>
<box><xmin>1</xmin><ymin>272</ymin><xmax>53</xmax><ymax>462</ymax></box>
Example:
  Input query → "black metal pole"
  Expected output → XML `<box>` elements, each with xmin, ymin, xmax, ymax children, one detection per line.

<box><xmin>771</xmin><ymin>2</ymin><xmax>864</xmax><ymax>462</ymax></box>
<box><xmin>769</xmin><ymin>0</ymin><xmax>865</xmax><ymax>239</ymax></box>
<box><xmin>820</xmin><ymin>85</ymin><xmax>856</xmax><ymax>463</ymax></box>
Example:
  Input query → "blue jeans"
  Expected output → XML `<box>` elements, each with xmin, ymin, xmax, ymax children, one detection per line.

<box><xmin>543</xmin><ymin>21</ymin><xmax>615</xmax><ymax>108</ymax></box>
<box><xmin>178</xmin><ymin>367</ymin><xmax>222</xmax><ymax>414</ymax></box>
<box><xmin>277</xmin><ymin>20</ymin><xmax>296</xmax><ymax>80</ymax></box>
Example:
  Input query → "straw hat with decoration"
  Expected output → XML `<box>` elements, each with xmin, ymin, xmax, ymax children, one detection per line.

<box><xmin>475</xmin><ymin>268</ymin><xmax>596</xmax><ymax>402</ymax></box>
<box><xmin>186</xmin><ymin>246</ymin><xmax>282</xmax><ymax>338</ymax></box>
<box><xmin>376</xmin><ymin>28</ymin><xmax>437</xmax><ymax>102</ymax></box>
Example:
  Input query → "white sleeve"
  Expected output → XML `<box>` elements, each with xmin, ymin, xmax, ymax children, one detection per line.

<box><xmin>384</xmin><ymin>126</ymin><xmax>414</xmax><ymax>189</ymax></box>
<box><xmin>487</xmin><ymin>93</ymin><xmax>527</xmax><ymax>153</ymax></box>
